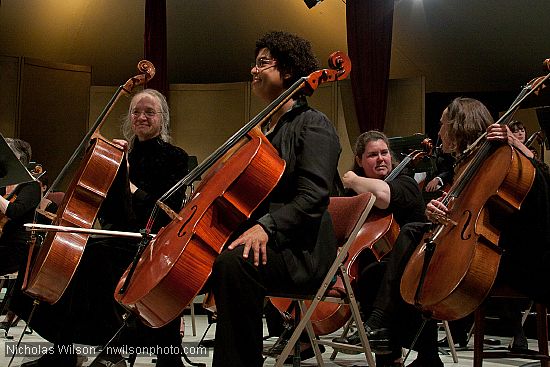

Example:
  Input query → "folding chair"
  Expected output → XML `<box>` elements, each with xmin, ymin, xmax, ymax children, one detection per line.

<box><xmin>267</xmin><ymin>192</ymin><xmax>377</xmax><ymax>367</ymax></box>
<box><xmin>474</xmin><ymin>284</ymin><xmax>550</xmax><ymax>367</ymax></box>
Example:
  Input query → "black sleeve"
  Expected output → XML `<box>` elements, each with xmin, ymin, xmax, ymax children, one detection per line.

<box><xmin>387</xmin><ymin>175</ymin><xmax>427</xmax><ymax>225</ymax></box>
<box><xmin>5</xmin><ymin>182</ymin><xmax>41</xmax><ymax>221</ymax></box>
<box><xmin>258</xmin><ymin>114</ymin><xmax>341</xmax><ymax>238</ymax></box>
<box><xmin>131</xmin><ymin>146</ymin><xmax>189</xmax><ymax>229</ymax></box>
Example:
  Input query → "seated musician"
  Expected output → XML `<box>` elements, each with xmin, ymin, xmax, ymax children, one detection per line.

<box><xmin>0</xmin><ymin>138</ymin><xmax>41</xmax><ymax>276</ymax></box>
<box><xmin>208</xmin><ymin>30</ymin><xmax>341</xmax><ymax>367</ymax></box>
<box><xmin>333</xmin><ymin>130</ymin><xmax>427</xmax><ymax>366</ymax></box>
<box><xmin>509</xmin><ymin>119</ymin><xmax>526</xmax><ymax>143</ymax></box>
<box><xmin>342</xmin><ymin>97</ymin><xmax>550</xmax><ymax>367</ymax></box>
<box><xmin>266</xmin><ymin>130</ymin><xmax>426</xmax><ymax>362</ymax></box>
<box><xmin>1</xmin><ymin>170</ymin><xmax>57</xmax><ymax>330</ymax></box>
<box><xmin>12</xmin><ymin>89</ymin><xmax>189</xmax><ymax>367</ymax></box>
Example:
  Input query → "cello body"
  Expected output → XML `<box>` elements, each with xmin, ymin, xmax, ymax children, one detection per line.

<box><xmin>270</xmin><ymin>213</ymin><xmax>398</xmax><ymax>335</ymax></box>
<box><xmin>270</xmin><ymin>140</ymin><xmax>434</xmax><ymax>334</ymax></box>
<box><xmin>23</xmin><ymin>60</ymin><xmax>155</xmax><ymax>304</ymax></box>
<box><xmin>115</xmin><ymin>136</ymin><xmax>285</xmax><ymax>327</ymax></box>
<box><xmin>114</xmin><ymin>51</ymin><xmax>351</xmax><ymax>328</ymax></box>
<box><xmin>348</xmin><ymin>210</ymin><xmax>399</xmax><ymax>281</ymax></box>
<box><xmin>400</xmin><ymin>145</ymin><xmax>535</xmax><ymax>320</ymax></box>
<box><xmin>24</xmin><ymin>137</ymin><xmax>124</xmax><ymax>303</ymax></box>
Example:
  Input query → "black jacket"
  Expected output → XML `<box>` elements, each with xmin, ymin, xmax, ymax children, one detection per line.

<box><xmin>256</xmin><ymin>100</ymin><xmax>341</xmax><ymax>289</ymax></box>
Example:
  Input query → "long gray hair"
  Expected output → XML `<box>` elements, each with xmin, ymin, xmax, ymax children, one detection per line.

<box><xmin>6</xmin><ymin>138</ymin><xmax>32</xmax><ymax>166</ymax></box>
<box><xmin>122</xmin><ymin>89</ymin><xmax>171</xmax><ymax>148</ymax></box>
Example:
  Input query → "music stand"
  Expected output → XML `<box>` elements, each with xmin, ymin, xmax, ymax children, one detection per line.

<box><xmin>0</xmin><ymin>134</ymin><xmax>35</xmax><ymax>188</ymax></box>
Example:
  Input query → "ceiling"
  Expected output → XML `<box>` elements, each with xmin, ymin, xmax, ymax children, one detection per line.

<box><xmin>1</xmin><ymin>0</ymin><xmax>549</xmax><ymax>93</ymax></box>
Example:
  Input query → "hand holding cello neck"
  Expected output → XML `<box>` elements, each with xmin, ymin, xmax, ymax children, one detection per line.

<box><xmin>457</xmin><ymin>57</ymin><xmax>550</xmax><ymax>163</ymax></box>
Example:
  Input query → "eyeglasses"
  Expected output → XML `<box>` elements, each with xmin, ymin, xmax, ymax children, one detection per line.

<box><xmin>131</xmin><ymin>109</ymin><xmax>161</xmax><ymax>118</ymax></box>
<box><xmin>251</xmin><ymin>57</ymin><xmax>276</xmax><ymax>70</ymax></box>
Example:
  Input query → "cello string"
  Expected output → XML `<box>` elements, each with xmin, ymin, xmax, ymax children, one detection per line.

<box><xmin>444</xmin><ymin>71</ymin><xmax>550</xmax><ymax>206</ymax></box>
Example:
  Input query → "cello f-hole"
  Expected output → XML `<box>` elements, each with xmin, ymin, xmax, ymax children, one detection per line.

<box><xmin>178</xmin><ymin>205</ymin><xmax>197</xmax><ymax>237</ymax></box>
<box><xmin>460</xmin><ymin>210</ymin><xmax>473</xmax><ymax>240</ymax></box>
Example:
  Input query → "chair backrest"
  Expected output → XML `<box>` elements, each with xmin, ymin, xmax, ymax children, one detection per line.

<box><xmin>45</xmin><ymin>191</ymin><xmax>65</xmax><ymax>206</ymax></box>
<box><xmin>328</xmin><ymin>193</ymin><xmax>374</xmax><ymax>247</ymax></box>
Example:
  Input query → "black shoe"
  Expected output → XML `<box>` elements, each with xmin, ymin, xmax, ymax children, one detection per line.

<box><xmin>89</xmin><ymin>352</ymin><xmax>127</xmax><ymax>367</ymax></box>
<box><xmin>283</xmin><ymin>344</ymin><xmax>325</xmax><ymax>363</ymax></box>
<box><xmin>331</xmin><ymin>325</ymin><xmax>392</xmax><ymax>354</ymax></box>
<box><xmin>376</xmin><ymin>352</ymin><xmax>404</xmax><ymax>367</ymax></box>
<box><xmin>484</xmin><ymin>338</ymin><xmax>501</xmax><ymax>346</ymax></box>
<box><xmin>406</xmin><ymin>355</ymin><xmax>444</xmax><ymax>367</ymax></box>
<box><xmin>511</xmin><ymin>333</ymin><xmax>528</xmax><ymax>350</ymax></box>
<box><xmin>20</xmin><ymin>351</ymin><xmax>77</xmax><ymax>367</ymax></box>
<box><xmin>265</xmin><ymin>337</ymin><xmax>325</xmax><ymax>362</ymax></box>
<box><xmin>155</xmin><ymin>354</ymin><xmax>184</xmax><ymax>367</ymax></box>
<box><xmin>438</xmin><ymin>336</ymin><xmax>468</xmax><ymax>349</ymax></box>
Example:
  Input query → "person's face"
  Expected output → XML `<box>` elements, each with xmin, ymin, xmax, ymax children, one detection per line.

<box><xmin>251</xmin><ymin>48</ymin><xmax>286</xmax><ymax>102</ymax></box>
<box><xmin>439</xmin><ymin>108</ymin><xmax>453</xmax><ymax>154</ymax></box>
<box><xmin>131</xmin><ymin>95</ymin><xmax>162</xmax><ymax>141</ymax></box>
<box><xmin>512</xmin><ymin>127</ymin><xmax>526</xmax><ymax>143</ymax></box>
<box><xmin>356</xmin><ymin>139</ymin><xmax>392</xmax><ymax>179</ymax></box>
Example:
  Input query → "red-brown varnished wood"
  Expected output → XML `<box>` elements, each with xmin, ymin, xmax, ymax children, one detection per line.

<box><xmin>25</xmin><ymin>137</ymin><xmax>124</xmax><ymax>303</ymax></box>
<box><xmin>23</xmin><ymin>60</ymin><xmax>155</xmax><ymax>305</ymax></box>
<box><xmin>400</xmin><ymin>145</ymin><xmax>535</xmax><ymax>320</ymax></box>
<box><xmin>115</xmin><ymin>137</ymin><xmax>285</xmax><ymax>327</ymax></box>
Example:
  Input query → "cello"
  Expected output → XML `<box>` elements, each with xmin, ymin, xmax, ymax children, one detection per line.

<box><xmin>270</xmin><ymin>139</ymin><xmax>433</xmax><ymax>335</ymax></box>
<box><xmin>400</xmin><ymin>60</ymin><xmax>550</xmax><ymax>321</ymax></box>
<box><xmin>23</xmin><ymin>61</ymin><xmax>155</xmax><ymax>304</ymax></box>
<box><xmin>114</xmin><ymin>52</ymin><xmax>352</xmax><ymax>328</ymax></box>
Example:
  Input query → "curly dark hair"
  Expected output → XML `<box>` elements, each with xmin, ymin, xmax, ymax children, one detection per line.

<box><xmin>255</xmin><ymin>31</ymin><xmax>319</xmax><ymax>88</ymax></box>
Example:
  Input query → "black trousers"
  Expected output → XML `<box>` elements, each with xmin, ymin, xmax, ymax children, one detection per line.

<box><xmin>368</xmin><ymin>222</ymin><xmax>439</xmax><ymax>358</ymax></box>
<box><xmin>210</xmin><ymin>245</ymin><xmax>296</xmax><ymax>367</ymax></box>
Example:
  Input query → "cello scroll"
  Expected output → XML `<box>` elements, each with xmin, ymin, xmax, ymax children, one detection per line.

<box><xmin>122</xmin><ymin>60</ymin><xmax>156</xmax><ymax>94</ymax></box>
<box><xmin>303</xmin><ymin>51</ymin><xmax>351</xmax><ymax>95</ymax></box>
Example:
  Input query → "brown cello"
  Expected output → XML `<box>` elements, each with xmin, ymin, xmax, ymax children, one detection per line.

<box><xmin>23</xmin><ymin>61</ymin><xmax>155</xmax><ymax>304</ymax></box>
<box><xmin>270</xmin><ymin>139</ymin><xmax>433</xmax><ymax>335</ymax></box>
<box><xmin>400</xmin><ymin>62</ymin><xmax>550</xmax><ymax>321</ymax></box>
<box><xmin>114</xmin><ymin>52</ymin><xmax>352</xmax><ymax>328</ymax></box>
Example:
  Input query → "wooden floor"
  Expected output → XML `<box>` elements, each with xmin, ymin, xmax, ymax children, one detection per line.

<box><xmin>0</xmin><ymin>313</ymin><xmax>547</xmax><ymax>367</ymax></box>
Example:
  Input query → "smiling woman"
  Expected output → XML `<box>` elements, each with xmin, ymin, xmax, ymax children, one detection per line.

<box><xmin>123</xmin><ymin>89</ymin><xmax>171</xmax><ymax>145</ymax></box>
<box><xmin>209</xmin><ymin>30</ymin><xmax>342</xmax><ymax>367</ymax></box>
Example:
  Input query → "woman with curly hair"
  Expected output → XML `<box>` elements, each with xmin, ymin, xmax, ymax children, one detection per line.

<box><xmin>209</xmin><ymin>30</ymin><xmax>341</xmax><ymax>367</ymax></box>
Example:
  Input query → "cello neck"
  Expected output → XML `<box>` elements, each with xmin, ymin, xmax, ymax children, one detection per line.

<box><xmin>158</xmin><ymin>77</ymin><xmax>309</xmax><ymax>203</ymax></box>
<box><xmin>45</xmin><ymin>61</ymin><xmax>155</xmax><ymax>199</ymax></box>
<box><xmin>449</xmin><ymin>70</ymin><xmax>550</xmax><ymax>203</ymax></box>
<box><xmin>385</xmin><ymin>156</ymin><xmax>412</xmax><ymax>182</ymax></box>
<box><xmin>158</xmin><ymin>52</ymin><xmax>352</xmax><ymax>203</ymax></box>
